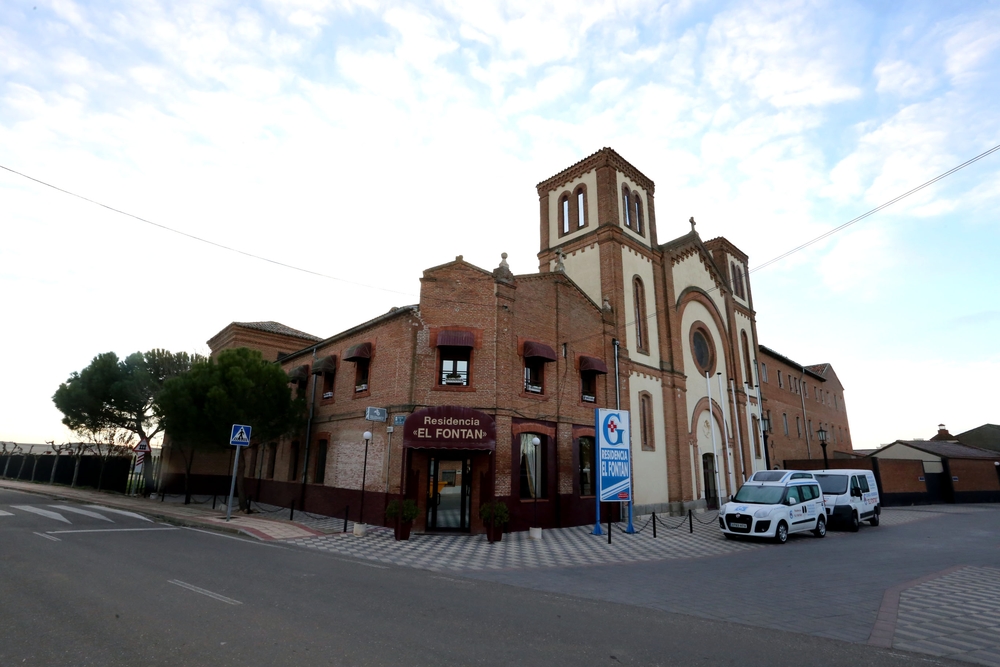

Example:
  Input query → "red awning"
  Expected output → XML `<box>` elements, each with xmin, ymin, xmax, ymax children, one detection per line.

<box><xmin>436</xmin><ymin>330</ymin><xmax>474</xmax><ymax>347</ymax></box>
<box><xmin>403</xmin><ymin>406</ymin><xmax>496</xmax><ymax>451</ymax></box>
<box><xmin>343</xmin><ymin>342</ymin><xmax>372</xmax><ymax>361</ymax></box>
<box><xmin>579</xmin><ymin>356</ymin><xmax>608</xmax><ymax>374</ymax></box>
<box><xmin>523</xmin><ymin>341</ymin><xmax>557</xmax><ymax>361</ymax></box>
<box><xmin>311</xmin><ymin>355</ymin><xmax>337</xmax><ymax>375</ymax></box>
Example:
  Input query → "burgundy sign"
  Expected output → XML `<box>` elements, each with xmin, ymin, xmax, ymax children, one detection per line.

<box><xmin>402</xmin><ymin>406</ymin><xmax>496</xmax><ymax>451</ymax></box>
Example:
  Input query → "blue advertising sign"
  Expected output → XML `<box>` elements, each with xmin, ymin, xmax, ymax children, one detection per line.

<box><xmin>596</xmin><ymin>408</ymin><xmax>631</xmax><ymax>502</ymax></box>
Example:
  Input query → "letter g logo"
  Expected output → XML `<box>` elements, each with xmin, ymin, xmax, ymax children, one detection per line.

<box><xmin>602</xmin><ymin>413</ymin><xmax>625</xmax><ymax>446</ymax></box>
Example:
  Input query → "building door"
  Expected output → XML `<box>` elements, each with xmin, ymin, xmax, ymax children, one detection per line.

<box><xmin>426</xmin><ymin>457</ymin><xmax>472</xmax><ymax>531</ymax></box>
<box><xmin>703</xmin><ymin>453</ymin><xmax>718</xmax><ymax>509</ymax></box>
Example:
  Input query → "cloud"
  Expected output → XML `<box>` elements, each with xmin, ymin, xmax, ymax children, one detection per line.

<box><xmin>874</xmin><ymin>59</ymin><xmax>936</xmax><ymax>97</ymax></box>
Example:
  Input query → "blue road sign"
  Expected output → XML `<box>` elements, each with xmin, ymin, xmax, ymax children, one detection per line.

<box><xmin>365</xmin><ymin>407</ymin><xmax>388</xmax><ymax>422</ymax></box>
<box><xmin>596</xmin><ymin>409</ymin><xmax>631</xmax><ymax>502</ymax></box>
<box><xmin>230</xmin><ymin>424</ymin><xmax>252</xmax><ymax>447</ymax></box>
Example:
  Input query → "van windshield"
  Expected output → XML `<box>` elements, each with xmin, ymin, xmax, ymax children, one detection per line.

<box><xmin>814</xmin><ymin>474</ymin><xmax>849</xmax><ymax>495</ymax></box>
<box><xmin>733</xmin><ymin>485</ymin><xmax>786</xmax><ymax>505</ymax></box>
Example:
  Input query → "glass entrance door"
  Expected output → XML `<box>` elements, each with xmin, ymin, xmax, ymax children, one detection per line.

<box><xmin>426</xmin><ymin>457</ymin><xmax>472</xmax><ymax>531</ymax></box>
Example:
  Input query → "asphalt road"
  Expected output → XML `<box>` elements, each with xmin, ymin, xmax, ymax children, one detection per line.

<box><xmin>0</xmin><ymin>487</ymin><xmax>967</xmax><ymax>667</ymax></box>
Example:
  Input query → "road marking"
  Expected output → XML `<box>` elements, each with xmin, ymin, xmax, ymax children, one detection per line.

<box><xmin>34</xmin><ymin>532</ymin><xmax>61</xmax><ymax>541</ymax></box>
<box><xmin>0</xmin><ymin>510</ymin><xmax>13</xmax><ymax>516</ymax></box>
<box><xmin>83</xmin><ymin>506</ymin><xmax>152</xmax><ymax>522</ymax></box>
<box><xmin>431</xmin><ymin>576</ymin><xmax>473</xmax><ymax>584</ymax></box>
<box><xmin>332</xmin><ymin>557</ymin><xmax>388</xmax><ymax>569</ymax></box>
<box><xmin>47</xmin><ymin>527</ymin><xmax>180</xmax><ymax>535</ymax></box>
<box><xmin>49</xmin><ymin>505</ymin><xmax>114</xmax><ymax>522</ymax></box>
<box><xmin>12</xmin><ymin>505</ymin><xmax>71</xmax><ymax>523</ymax></box>
<box><xmin>181</xmin><ymin>527</ymin><xmax>289</xmax><ymax>549</ymax></box>
<box><xmin>167</xmin><ymin>579</ymin><xmax>242</xmax><ymax>605</ymax></box>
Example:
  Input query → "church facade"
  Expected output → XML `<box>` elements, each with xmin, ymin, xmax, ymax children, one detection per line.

<box><xmin>163</xmin><ymin>148</ymin><xmax>852</xmax><ymax>533</ymax></box>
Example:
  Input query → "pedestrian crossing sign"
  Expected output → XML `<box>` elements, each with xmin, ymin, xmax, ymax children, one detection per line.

<box><xmin>230</xmin><ymin>424</ymin><xmax>252</xmax><ymax>447</ymax></box>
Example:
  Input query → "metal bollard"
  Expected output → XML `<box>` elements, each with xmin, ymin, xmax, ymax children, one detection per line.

<box><xmin>290</xmin><ymin>500</ymin><xmax>295</xmax><ymax>521</ymax></box>
<box><xmin>607</xmin><ymin>519</ymin><xmax>612</xmax><ymax>544</ymax></box>
<box><xmin>343</xmin><ymin>505</ymin><xmax>350</xmax><ymax>533</ymax></box>
<box><xmin>688</xmin><ymin>509</ymin><xmax>693</xmax><ymax>533</ymax></box>
<box><xmin>652</xmin><ymin>512</ymin><xmax>657</xmax><ymax>538</ymax></box>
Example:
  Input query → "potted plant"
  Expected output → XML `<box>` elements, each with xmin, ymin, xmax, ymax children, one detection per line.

<box><xmin>385</xmin><ymin>499</ymin><xmax>419</xmax><ymax>541</ymax></box>
<box><xmin>479</xmin><ymin>500</ymin><xmax>510</xmax><ymax>543</ymax></box>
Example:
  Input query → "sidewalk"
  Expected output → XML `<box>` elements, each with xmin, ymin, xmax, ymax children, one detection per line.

<box><xmin>0</xmin><ymin>478</ymin><xmax>325</xmax><ymax>541</ymax></box>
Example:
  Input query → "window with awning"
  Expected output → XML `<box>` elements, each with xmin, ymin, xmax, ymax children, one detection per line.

<box><xmin>343</xmin><ymin>343</ymin><xmax>372</xmax><ymax>392</ymax></box>
<box><xmin>343</xmin><ymin>342</ymin><xmax>372</xmax><ymax>361</ymax></box>
<box><xmin>311</xmin><ymin>355</ymin><xmax>337</xmax><ymax>397</ymax></box>
<box><xmin>287</xmin><ymin>365</ymin><xmax>310</xmax><ymax>383</ymax></box>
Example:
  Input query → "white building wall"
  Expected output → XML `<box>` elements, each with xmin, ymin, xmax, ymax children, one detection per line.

<box><xmin>620</xmin><ymin>246</ymin><xmax>660</xmax><ymax>368</ymax></box>
<box><xmin>555</xmin><ymin>242</ymin><xmax>602</xmax><ymax>305</ymax></box>
<box><xmin>628</xmin><ymin>371</ymin><xmax>669</xmax><ymax>506</ymax></box>
<box><xmin>672</xmin><ymin>253</ymin><xmax>727</xmax><ymax>315</ymax></box>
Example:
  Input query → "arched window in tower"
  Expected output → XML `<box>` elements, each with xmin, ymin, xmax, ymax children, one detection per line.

<box><xmin>737</xmin><ymin>266</ymin><xmax>746</xmax><ymax>298</ymax></box>
<box><xmin>633</xmin><ymin>192</ymin><xmax>644</xmax><ymax>235</ymax></box>
<box><xmin>633</xmin><ymin>277</ymin><xmax>648</xmax><ymax>353</ymax></box>
<box><xmin>639</xmin><ymin>391</ymin><xmax>655</xmax><ymax>451</ymax></box>
<box><xmin>560</xmin><ymin>194</ymin><xmax>570</xmax><ymax>235</ymax></box>
<box><xmin>576</xmin><ymin>187</ymin><xmax>586</xmax><ymax>228</ymax></box>
<box><xmin>741</xmin><ymin>330</ymin><xmax>753</xmax><ymax>386</ymax></box>
<box><xmin>622</xmin><ymin>186</ymin><xmax>631</xmax><ymax>228</ymax></box>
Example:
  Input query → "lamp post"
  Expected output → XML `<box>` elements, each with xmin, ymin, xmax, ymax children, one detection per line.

<box><xmin>760</xmin><ymin>416</ymin><xmax>773</xmax><ymax>469</ymax></box>
<box><xmin>358</xmin><ymin>430</ymin><xmax>372</xmax><ymax>533</ymax></box>
<box><xmin>531</xmin><ymin>436</ymin><xmax>541</xmax><ymax>533</ymax></box>
<box><xmin>817</xmin><ymin>426</ymin><xmax>829</xmax><ymax>468</ymax></box>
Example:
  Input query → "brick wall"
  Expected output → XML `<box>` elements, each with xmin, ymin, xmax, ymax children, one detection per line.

<box><xmin>949</xmin><ymin>458</ymin><xmax>1000</xmax><ymax>493</ymax></box>
<box><xmin>875</xmin><ymin>459</ymin><xmax>926</xmax><ymax>494</ymax></box>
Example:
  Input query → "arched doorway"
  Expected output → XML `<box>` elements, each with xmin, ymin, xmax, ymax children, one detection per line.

<box><xmin>703</xmin><ymin>453</ymin><xmax>718</xmax><ymax>509</ymax></box>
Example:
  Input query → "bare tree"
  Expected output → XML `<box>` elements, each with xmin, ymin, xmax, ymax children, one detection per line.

<box><xmin>86</xmin><ymin>428</ymin><xmax>136</xmax><ymax>491</ymax></box>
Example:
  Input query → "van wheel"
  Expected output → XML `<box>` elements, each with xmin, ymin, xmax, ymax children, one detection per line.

<box><xmin>869</xmin><ymin>509</ymin><xmax>880</xmax><ymax>527</ymax></box>
<box><xmin>849</xmin><ymin>511</ymin><xmax>860</xmax><ymax>532</ymax></box>
<box><xmin>813</xmin><ymin>515</ymin><xmax>826</xmax><ymax>538</ymax></box>
<box><xmin>775</xmin><ymin>521</ymin><xmax>788</xmax><ymax>544</ymax></box>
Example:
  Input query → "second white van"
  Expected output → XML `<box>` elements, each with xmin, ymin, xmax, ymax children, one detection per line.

<box><xmin>813</xmin><ymin>469</ymin><xmax>880</xmax><ymax>531</ymax></box>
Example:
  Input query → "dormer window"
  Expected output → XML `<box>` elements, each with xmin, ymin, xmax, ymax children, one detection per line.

<box><xmin>343</xmin><ymin>342</ymin><xmax>372</xmax><ymax>394</ymax></box>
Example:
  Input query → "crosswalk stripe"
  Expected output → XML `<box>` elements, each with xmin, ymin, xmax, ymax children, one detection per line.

<box><xmin>12</xmin><ymin>505</ymin><xmax>71</xmax><ymax>524</ymax></box>
<box><xmin>83</xmin><ymin>505</ymin><xmax>151</xmax><ymax>522</ymax></box>
<box><xmin>49</xmin><ymin>505</ymin><xmax>114</xmax><ymax>522</ymax></box>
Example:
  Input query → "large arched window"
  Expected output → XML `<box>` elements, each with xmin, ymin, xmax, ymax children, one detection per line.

<box><xmin>633</xmin><ymin>191</ymin><xmax>644</xmax><ymax>236</ymax></box>
<box><xmin>741</xmin><ymin>330</ymin><xmax>753</xmax><ymax>386</ymax></box>
<box><xmin>622</xmin><ymin>186</ymin><xmax>631</xmax><ymax>228</ymax></box>
<box><xmin>633</xmin><ymin>277</ymin><xmax>647</xmax><ymax>353</ymax></box>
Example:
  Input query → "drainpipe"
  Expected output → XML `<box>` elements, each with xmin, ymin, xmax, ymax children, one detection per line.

<box><xmin>613</xmin><ymin>339</ymin><xmax>620</xmax><ymax>410</ymax></box>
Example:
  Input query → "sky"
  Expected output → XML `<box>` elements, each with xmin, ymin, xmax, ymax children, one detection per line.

<box><xmin>2</xmin><ymin>0</ymin><xmax>998</xmax><ymax>449</ymax></box>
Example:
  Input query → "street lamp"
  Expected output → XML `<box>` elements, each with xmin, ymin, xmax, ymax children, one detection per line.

<box><xmin>817</xmin><ymin>426</ymin><xmax>829</xmax><ymax>468</ymax></box>
<box><xmin>358</xmin><ymin>430</ymin><xmax>372</xmax><ymax>534</ymax></box>
<box><xmin>531</xmin><ymin>436</ymin><xmax>541</xmax><ymax>534</ymax></box>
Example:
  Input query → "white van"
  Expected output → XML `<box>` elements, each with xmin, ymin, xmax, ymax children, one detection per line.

<box><xmin>720</xmin><ymin>470</ymin><xmax>827</xmax><ymax>544</ymax></box>
<box><xmin>813</xmin><ymin>469</ymin><xmax>880</xmax><ymax>531</ymax></box>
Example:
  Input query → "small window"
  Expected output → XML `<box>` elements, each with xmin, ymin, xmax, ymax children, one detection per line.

<box><xmin>777</xmin><ymin>371</ymin><xmax>783</xmax><ymax>388</ymax></box>
<box><xmin>561</xmin><ymin>195</ymin><xmax>570</xmax><ymax>234</ymax></box>
<box><xmin>622</xmin><ymin>186</ymin><xmax>631</xmax><ymax>228</ymax></box>
<box><xmin>439</xmin><ymin>347</ymin><xmax>471</xmax><ymax>386</ymax></box>
<box><xmin>354</xmin><ymin>360</ymin><xmax>370</xmax><ymax>393</ymax></box>
<box><xmin>761</xmin><ymin>363</ymin><xmax>769</xmax><ymax>383</ymax></box>
<box><xmin>322</xmin><ymin>372</ymin><xmax>334</xmax><ymax>397</ymax></box>
<box><xmin>578</xmin><ymin>436</ymin><xmax>595</xmax><ymax>496</ymax></box>
<box><xmin>803</xmin><ymin>383</ymin><xmax>808</xmax><ymax>398</ymax></box>
<box><xmin>639</xmin><ymin>392</ymin><xmax>654</xmax><ymax>451</ymax></box>
<box><xmin>783</xmin><ymin>413</ymin><xmax>789</xmax><ymax>436</ymax></box>
<box><xmin>519</xmin><ymin>433</ymin><xmax>546</xmax><ymax>499</ymax></box>
<box><xmin>633</xmin><ymin>192</ymin><xmax>644</xmax><ymax>235</ymax></box>
<box><xmin>524</xmin><ymin>359</ymin><xmax>545</xmax><ymax>394</ymax></box>
<box><xmin>581</xmin><ymin>371</ymin><xmax>597</xmax><ymax>403</ymax></box>
<box><xmin>741</xmin><ymin>331</ymin><xmax>753</xmax><ymax>385</ymax></box>
<box><xmin>633</xmin><ymin>277</ymin><xmax>648</xmax><ymax>353</ymax></box>
<box><xmin>796</xmin><ymin>416</ymin><xmax>801</xmax><ymax>438</ymax></box>
<box><xmin>576</xmin><ymin>188</ymin><xmax>586</xmax><ymax>228</ymax></box>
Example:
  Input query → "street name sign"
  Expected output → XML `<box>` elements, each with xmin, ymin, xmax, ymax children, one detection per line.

<box><xmin>230</xmin><ymin>424</ymin><xmax>252</xmax><ymax>447</ymax></box>
<box><xmin>365</xmin><ymin>407</ymin><xmax>388</xmax><ymax>422</ymax></box>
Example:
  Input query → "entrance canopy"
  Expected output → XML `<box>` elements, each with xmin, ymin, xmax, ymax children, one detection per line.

<box><xmin>403</xmin><ymin>406</ymin><xmax>496</xmax><ymax>451</ymax></box>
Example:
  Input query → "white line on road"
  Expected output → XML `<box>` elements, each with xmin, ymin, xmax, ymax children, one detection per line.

<box><xmin>83</xmin><ymin>506</ymin><xmax>152</xmax><ymax>522</ymax></box>
<box><xmin>34</xmin><ymin>532</ymin><xmax>61</xmax><ymax>541</ymax></box>
<box><xmin>332</xmin><ymin>557</ymin><xmax>388</xmax><ymax>569</ymax></box>
<box><xmin>12</xmin><ymin>505</ymin><xmax>70</xmax><ymax>523</ymax></box>
<box><xmin>49</xmin><ymin>505</ymin><xmax>114</xmax><ymax>522</ymax></box>
<box><xmin>0</xmin><ymin>510</ymin><xmax>13</xmax><ymax>516</ymax></box>
<box><xmin>47</xmin><ymin>527</ymin><xmax>180</xmax><ymax>535</ymax></box>
<box><xmin>181</xmin><ymin>527</ymin><xmax>289</xmax><ymax>549</ymax></box>
<box><xmin>167</xmin><ymin>579</ymin><xmax>242</xmax><ymax>605</ymax></box>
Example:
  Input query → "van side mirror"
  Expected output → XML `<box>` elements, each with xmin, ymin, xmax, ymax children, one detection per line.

<box><xmin>851</xmin><ymin>488</ymin><xmax>861</xmax><ymax>498</ymax></box>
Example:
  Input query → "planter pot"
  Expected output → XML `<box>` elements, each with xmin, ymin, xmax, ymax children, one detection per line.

<box><xmin>353</xmin><ymin>523</ymin><xmax>368</xmax><ymax>537</ymax></box>
<box><xmin>529</xmin><ymin>526</ymin><xmax>543</xmax><ymax>541</ymax></box>
<box><xmin>394</xmin><ymin>522</ymin><xmax>412</xmax><ymax>541</ymax></box>
<box><xmin>486</xmin><ymin>524</ymin><xmax>504</xmax><ymax>543</ymax></box>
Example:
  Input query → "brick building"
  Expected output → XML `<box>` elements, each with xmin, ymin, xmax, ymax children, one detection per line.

<box><xmin>163</xmin><ymin>148</ymin><xmax>855</xmax><ymax>533</ymax></box>
<box><xmin>756</xmin><ymin>346</ymin><xmax>852</xmax><ymax>467</ymax></box>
